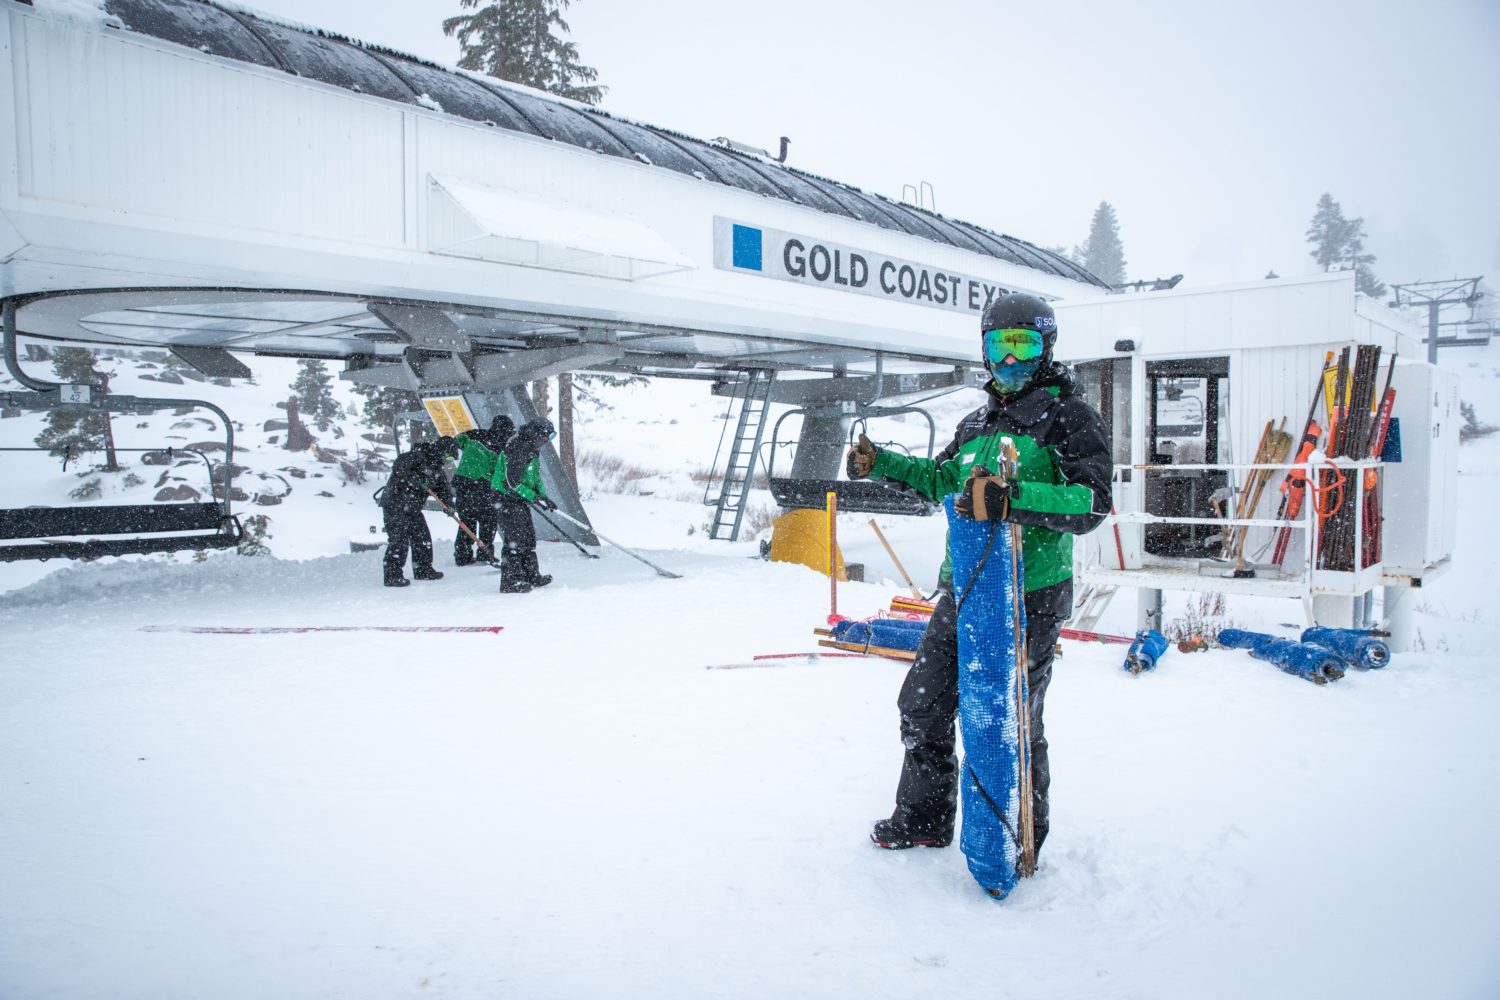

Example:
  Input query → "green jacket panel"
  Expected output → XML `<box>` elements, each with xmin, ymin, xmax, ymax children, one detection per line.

<box><xmin>453</xmin><ymin>434</ymin><xmax>498</xmax><ymax>482</ymax></box>
<box><xmin>491</xmin><ymin>455</ymin><xmax>547</xmax><ymax>503</ymax></box>
<box><xmin>868</xmin><ymin>368</ymin><xmax>1111</xmax><ymax>592</ymax></box>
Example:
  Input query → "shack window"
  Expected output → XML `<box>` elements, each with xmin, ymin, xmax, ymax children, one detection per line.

<box><xmin>1143</xmin><ymin>356</ymin><xmax>1230</xmax><ymax>558</ymax></box>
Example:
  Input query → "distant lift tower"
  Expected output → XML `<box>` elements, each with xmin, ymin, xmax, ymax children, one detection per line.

<box><xmin>1391</xmin><ymin>278</ymin><xmax>1491</xmax><ymax>362</ymax></box>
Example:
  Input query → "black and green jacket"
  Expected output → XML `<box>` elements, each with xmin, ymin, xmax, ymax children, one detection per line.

<box><xmin>491</xmin><ymin>422</ymin><xmax>550</xmax><ymax>504</ymax></box>
<box><xmin>869</xmin><ymin>363</ymin><xmax>1112</xmax><ymax>592</ymax></box>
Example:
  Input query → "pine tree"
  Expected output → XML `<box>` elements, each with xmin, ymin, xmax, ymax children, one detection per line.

<box><xmin>1073</xmin><ymin>202</ymin><xmax>1127</xmax><ymax>286</ymax></box>
<box><xmin>290</xmin><ymin>360</ymin><xmax>342</xmax><ymax>432</ymax></box>
<box><xmin>1305</xmin><ymin>193</ymin><xmax>1386</xmax><ymax>298</ymax></box>
<box><xmin>443</xmin><ymin>0</ymin><xmax>605</xmax><ymax>486</ymax></box>
<box><xmin>350</xmin><ymin>383</ymin><xmax>420</xmax><ymax>438</ymax></box>
<box><xmin>34</xmin><ymin>348</ymin><xmax>119</xmax><ymax>471</ymax></box>
<box><xmin>443</xmin><ymin>0</ymin><xmax>605</xmax><ymax>105</ymax></box>
<box><xmin>1306</xmin><ymin>193</ymin><xmax>1351</xmax><ymax>271</ymax></box>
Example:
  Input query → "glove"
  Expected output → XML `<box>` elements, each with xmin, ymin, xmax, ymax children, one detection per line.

<box><xmin>845</xmin><ymin>433</ymin><xmax>877</xmax><ymax>480</ymax></box>
<box><xmin>954</xmin><ymin>466</ymin><xmax>1012</xmax><ymax>521</ymax></box>
<box><xmin>535</xmin><ymin>496</ymin><xmax>558</xmax><ymax>511</ymax></box>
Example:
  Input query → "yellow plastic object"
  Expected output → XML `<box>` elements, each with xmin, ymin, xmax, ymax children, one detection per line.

<box><xmin>768</xmin><ymin>508</ymin><xmax>848</xmax><ymax>581</ymax></box>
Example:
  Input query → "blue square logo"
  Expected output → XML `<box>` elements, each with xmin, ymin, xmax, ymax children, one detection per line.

<box><xmin>731</xmin><ymin>225</ymin><xmax>763</xmax><ymax>271</ymax></box>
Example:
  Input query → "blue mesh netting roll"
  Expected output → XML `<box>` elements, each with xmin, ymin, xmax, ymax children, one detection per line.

<box><xmin>1300</xmin><ymin>627</ymin><xmax>1391</xmax><ymax>670</ymax></box>
<box><xmin>829</xmin><ymin>616</ymin><xmax>927</xmax><ymax>652</ymax></box>
<box><xmin>1218</xmin><ymin>628</ymin><xmax>1344</xmax><ymax>684</ymax></box>
<box><xmin>1124</xmin><ymin>629</ymin><xmax>1168</xmax><ymax>673</ymax></box>
<box><xmin>944</xmin><ymin>495</ymin><xmax>1026</xmax><ymax>899</ymax></box>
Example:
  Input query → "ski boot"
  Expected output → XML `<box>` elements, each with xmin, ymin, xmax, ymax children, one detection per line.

<box><xmin>413</xmin><ymin>567</ymin><xmax>444</xmax><ymax>581</ymax></box>
<box><xmin>870</xmin><ymin>815</ymin><xmax>953</xmax><ymax>850</ymax></box>
<box><xmin>524</xmin><ymin>553</ymin><xmax>551</xmax><ymax>588</ymax></box>
<box><xmin>384</xmin><ymin>576</ymin><xmax>410</xmax><ymax>588</ymax></box>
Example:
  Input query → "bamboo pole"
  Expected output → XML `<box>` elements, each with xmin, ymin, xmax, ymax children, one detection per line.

<box><xmin>1001</xmin><ymin>438</ymin><xmax>1035</xmax><ymax>878</ymax></box>
<box><xmin>869</xmin><ymin>518</ymin><xmax>922</xmax><ymax>598</ymax></box>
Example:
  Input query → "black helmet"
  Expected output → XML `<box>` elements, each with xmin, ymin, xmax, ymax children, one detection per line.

<box><xmin>522</xmin><ymin>418</ymin><xmax>555</xmax><ymax>439</ymax></box>
<box><xmin>489</xmin><ymin>415</ymin><xmax>515</xmax><ymax>440</ymax></box>
<box><xmin>981</xmin><ymin>292</ymin><xmax>1058</xmax><ymax>361</ymax></box>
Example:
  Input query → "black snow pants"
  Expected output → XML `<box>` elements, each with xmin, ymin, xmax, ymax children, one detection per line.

<box><xmin>382</xmin><ymin>506</ymin><xmax>435</xmax><ymax>582</ymax></box>
<box><xmin>453</xmin><ymin>479</ymin><xmax>499</xmax><ymax>564</ymax></box>
<box><xmin>496</xmin><ymin>493</ymin><xmax>540</xmax><ymax>586</ymax></box>
<box><xmin>889</xmin><ymin>576</ymin><xmax>1071</xmax><ymax>855</ymax></box>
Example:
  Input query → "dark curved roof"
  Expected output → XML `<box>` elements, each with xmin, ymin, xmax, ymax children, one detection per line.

<box><xmin>101</xmin><ymin>0</ymin><xmax>1110</xmax><ymax>290</ymax></box>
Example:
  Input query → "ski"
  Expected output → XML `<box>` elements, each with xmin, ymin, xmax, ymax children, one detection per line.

<box><xmin>705</xmin><ymin>652</ymin><xmax>874</xmax><ymax>670</ymax></box>
<box><xmin>816</xmin><ymin>638</ymin><xmax>917</xmax><ymax>661</ymax></box>
<box><xmin>890</xmin><ymin>595</ymin><xmax>937</xmax><ymax>616</ymax></box>
<box><xmin>1271</xmin><ymin>351</ymin><xmax>1334</xmax><ymax>566</ymax></box>
<box><xmin>1058</xmin><ymin>627</ymin><xmax>1135</xmax><ymax>645</ymax></box>
<box><xmin>140</xmin><ymin>625</ymin><xmax>504</xmax><ymax>634</ymax></box>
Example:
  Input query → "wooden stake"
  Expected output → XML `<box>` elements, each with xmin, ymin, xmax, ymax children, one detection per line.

<box><xmin>827</xmin><ymin>490</ymin><xmax>839</xmax><ymax>622</ymax></box>
<box><xmin>869</xmin><ymin>518</ymin><xmax>922</xmax><ymax>598</ymax></box>
<box><xmin>1227</xmin><ymin>418</ymin><xmax>1292</xmax><ymax>567</ymax></box>
<box><xmin>1000</xmin><ymin>438</ymin><xmax>1035</xmax><ymax>878</ymax></box>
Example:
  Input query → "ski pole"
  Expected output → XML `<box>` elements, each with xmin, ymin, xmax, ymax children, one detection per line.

<box><xmin>427</xmin><ymin>489</ymin><xmax>490</xmax><ymax>554</ymax></box>
<box><xmin>542</xmin><ymin>506</ymin><xmax>683</xmax><ymax>580</ymax></box>
<box><xmin>528</xmin><ymin>501</ymin><xmax>601</xmax><ymax>560</ymax></box>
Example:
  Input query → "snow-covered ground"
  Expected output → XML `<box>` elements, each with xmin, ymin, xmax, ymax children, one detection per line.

<box><xmin>2</xmin><ymin>350</ymin><xmax>1498</xmax><ymax>999</ymax></box>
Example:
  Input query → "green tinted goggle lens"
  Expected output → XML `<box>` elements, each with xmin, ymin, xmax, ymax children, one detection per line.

<box><xmin>984</xmin><ymin>328</ymin><xmax>1045</xmax><ymax>364</ymax></box>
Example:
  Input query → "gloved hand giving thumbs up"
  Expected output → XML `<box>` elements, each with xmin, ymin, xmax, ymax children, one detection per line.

<box><xmin>845</xmin><ymin>433</ymin><xmax>877</xmax><ymax>480</ymax></box>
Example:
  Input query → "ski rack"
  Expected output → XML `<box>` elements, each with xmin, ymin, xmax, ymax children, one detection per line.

<box><xmin>1083</xmin><ymin>456</ymin><xmax>1388</xmax><ymax>607</ymax></box>
<box><xmin>1</xmin><ymin>298</ymin><xmax>243</xmax><ymax>561</ymax></box>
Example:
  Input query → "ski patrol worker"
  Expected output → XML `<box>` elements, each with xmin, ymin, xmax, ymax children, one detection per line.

<box><xmin>492</xmin><ymin>418</ymin><xmax>557</xmax><ymax>594</ymax></box>
<box><xmin>451</xmin><ymin>415</ymin><xmax>513</xmax><ymax>567</ymax></box>
<box><xmin>847</xmin><ymin>292</ymin><xmax>1112</xmax><ymax>860</ymax></box>
<box><xmin>379</xmin><ymin>437</ymin><xmax>457</xmax><ymax>587</ymax></box>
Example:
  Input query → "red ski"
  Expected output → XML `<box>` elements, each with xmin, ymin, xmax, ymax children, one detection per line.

<box><xmin>140</xmin><ymin>625</ymin><xmax>504</xmax><ymax>635</ymax></box>
<box><xmin>1058</xmin><ymin>627</ymin><xmax>1134</xmax><ymax>645</ymax></box>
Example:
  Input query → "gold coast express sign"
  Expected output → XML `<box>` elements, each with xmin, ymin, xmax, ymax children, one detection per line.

<box><xmin>712</xmin><ymin>217</ymin><xmax>1040</xmax><ymax>314</ymax></box>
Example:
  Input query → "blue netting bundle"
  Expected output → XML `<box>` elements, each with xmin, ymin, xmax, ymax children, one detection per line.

<box><xmin>1300</xmin><ymin>627</ymin><xmax>1390</xmax><ymax>670</ymax></box>
<box><xmin>944</xmin><ymin>496</ymin><xmax>1027</xmax><ymax>900</ymax></box>
<box><xmin>1124</xmin><ymin>629</ymin><xmax>1168</xmax><ymax>674</ymax></box>
<box><xmin>1218</xmin><ymin>628</ymin><xmax>1345</xmax><ymax>685</ymax></box>
<box><xmin>828</xmin><ymin>616</ymin><xmax>927</xmax><ymax>652</ymax></box>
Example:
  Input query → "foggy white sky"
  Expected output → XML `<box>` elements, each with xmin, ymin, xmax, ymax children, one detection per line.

<box><xmin>238</xmin><ymin>0</ymin><xmax>1499</xmax><ymax>294</ymax></box>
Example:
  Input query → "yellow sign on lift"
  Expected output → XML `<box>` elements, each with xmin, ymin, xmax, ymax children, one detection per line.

<box><xmin>422</xmin><ymin>396</ymin><xmax>477</xmax><ymax>437</ymax></box>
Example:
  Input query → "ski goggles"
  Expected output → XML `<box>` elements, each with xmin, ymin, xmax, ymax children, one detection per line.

<box><xmin>983</xmin><ymin>327</ymin><xmax>1046</xmax><ymax>364</ymax></box>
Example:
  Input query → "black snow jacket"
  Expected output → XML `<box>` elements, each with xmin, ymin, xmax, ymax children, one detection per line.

<box><xmin>380</xmin><ymin>443</ymin><xmax>453</xmax><ymax>512</ymax></box>
<box><xmin>871</xmin><ymin>361</ymin><xmax>1112</xmax><ymax>591</ymax></box>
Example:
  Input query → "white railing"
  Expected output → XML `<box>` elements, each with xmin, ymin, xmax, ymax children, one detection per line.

<box><xmin>1082</xmin><ymin>458</ymin><xmax>1386</xmax><ymax>600</ymax></box>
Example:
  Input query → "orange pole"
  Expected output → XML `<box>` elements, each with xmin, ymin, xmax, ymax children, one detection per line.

<box><xmin>827</xmin><ymin>490</ymin><xmax>839</xmax><ymax>621</ymax></box>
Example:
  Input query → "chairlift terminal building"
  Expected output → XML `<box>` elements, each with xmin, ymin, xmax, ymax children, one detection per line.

<box><xmin>0</xmin><ymin>0</ymin><xmax>1458</xmax><ymax>648</ymax></box>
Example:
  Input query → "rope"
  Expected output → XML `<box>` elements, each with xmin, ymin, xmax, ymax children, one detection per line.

<box><xmin>966</xmin><ymin>763</ymin><xmax>1020</xmax><ymax>849</ymax></box>
<box><xmin>1311</xmin><ymin>460</ymin><xmax>1347</xmax><ymax>521</ymax></box>
<box><xmin>954</xmin><ymin>519</ymin><xmax>1001</xmax><ymax>618</ymax></box>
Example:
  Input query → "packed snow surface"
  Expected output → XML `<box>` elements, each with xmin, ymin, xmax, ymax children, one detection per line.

<box><xmin>2</xmin><ymin>355</ymin><xmax>1499</xmax><ymax>998</ymax></box>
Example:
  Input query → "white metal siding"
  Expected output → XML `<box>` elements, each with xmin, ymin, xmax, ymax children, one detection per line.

<box><xmin>18</xmin><ymin>15</ymin><xmax>406</xmax><ymax>247</ymax></box>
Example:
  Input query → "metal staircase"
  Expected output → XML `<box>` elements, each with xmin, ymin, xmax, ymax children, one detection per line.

<box><xmin>1067</xmin><ymin>584</ymin><xmax>1119</xmax><ymax>632</ymax></box>
<box><xmin>709</xmin><ymin>369</ymin><xmax>776</xmax><ymax>541</ymax></box>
